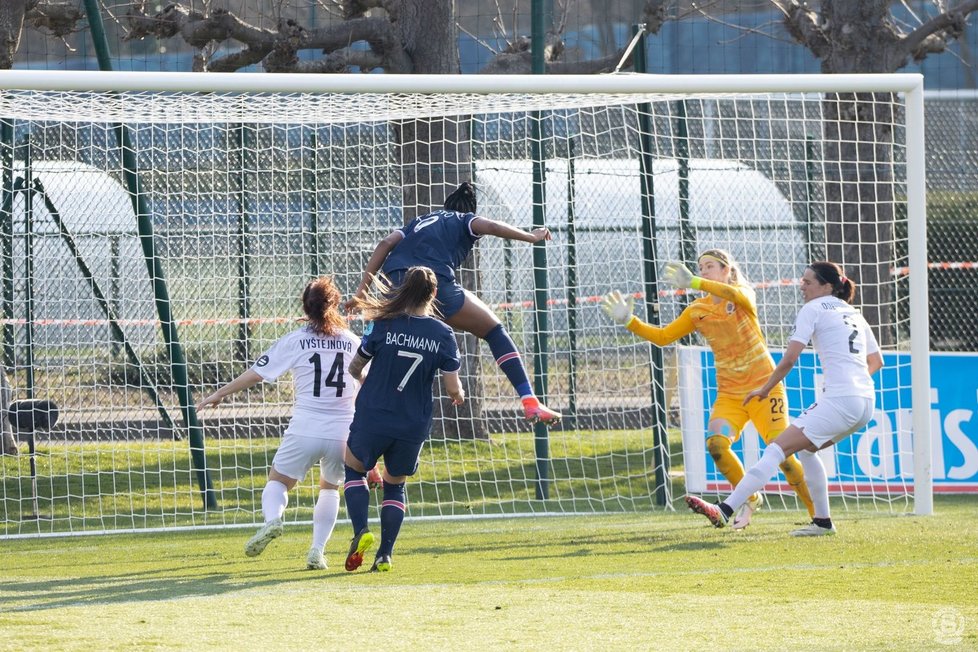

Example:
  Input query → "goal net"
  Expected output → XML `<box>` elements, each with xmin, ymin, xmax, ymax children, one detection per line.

<box><xmin>0</xmin><ymin>72</ymin><xmax>929</xmax><ymax>537</ymax></box>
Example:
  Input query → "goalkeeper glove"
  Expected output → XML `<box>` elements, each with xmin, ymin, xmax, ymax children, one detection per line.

<box><xmin>663</xmin><ymin>261</ymin><xmax>702</xmax><ymax>290</ymax></box>
<box><xmin>601</xmin><ymin>290</ymin><xmax>636</xmax><ymax>327</ymax></box>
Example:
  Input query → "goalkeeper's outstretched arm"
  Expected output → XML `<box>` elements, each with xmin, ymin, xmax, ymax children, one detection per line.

<box><xmin>663</xmin><ymin>261</ymin><xmax>756</xmax><ymax>316</ymax></box>
<box><xmin>601</xmin><ymin>290</ymin><xmax>695</xmax><ymax>346</ymax></box>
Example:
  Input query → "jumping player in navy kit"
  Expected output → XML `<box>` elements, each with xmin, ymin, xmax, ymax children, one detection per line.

<box><xmin>342</xmin><ymin>266</ymin><xmax>464</xmax><ymax>572</ymax></box>
<box><xmin>346</xmin><ymin>181</ymin><xmax>560</xmax><ymax>426</ymax></box>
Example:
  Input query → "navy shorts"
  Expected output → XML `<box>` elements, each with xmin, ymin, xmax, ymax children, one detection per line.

<box><xmin>385</xmin><ymin>269</ymin><xmax>466</xmax><ymax>319</ymax></box>
<box><xmin>347</xmin><ymin>427</ymin><xmax>424</xmax><ymax>477</ymax></box>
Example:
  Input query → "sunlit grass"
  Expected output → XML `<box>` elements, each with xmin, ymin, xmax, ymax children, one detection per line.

<box><xmin>1</xmin><ymin>499</ymin><xmax>976</xmax><ymax>650</ymax></box>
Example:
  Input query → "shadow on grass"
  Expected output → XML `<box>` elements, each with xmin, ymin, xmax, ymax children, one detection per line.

<box><xmin>2</xmin><ymin>560</ymin><xmax>367</xmax><ymax>613</ymax></box>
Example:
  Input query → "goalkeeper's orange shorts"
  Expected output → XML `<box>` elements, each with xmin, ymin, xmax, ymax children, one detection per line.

<box><xmin>708</xmin><ymin>384</ymin><xmax>788</xmax><ymax>444</ymax></box>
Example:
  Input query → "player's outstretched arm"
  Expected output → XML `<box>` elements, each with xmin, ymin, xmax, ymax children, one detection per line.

<box><xmin>867</xmin><ymin>351</ymin><xmax>884</xmax><ymax>376</ymax></box>
<box><xmin>443</xmin><ymin>371</ymin><xmax>465</xmax><ymax>406</ymax></box>
<box><xmin>471</xmin><ymin>217</ymin><xmax>551</xmax><ymax>244</ymax></box>
<box><xmin>662</xmin><ymin>261</ymin><xmax>755</xmax><ymax>313</ymax></box>
<box><xmin>601</xmin><ymin>289</ymin><xmax>694</xmax><ymax>346</ymax></box>
<box><xmin>345</xmin><ymin>230</ymin><xmax>404</xmax><ymax>312</ymax></box>
<box><xmin>196</xmin><ymin>369</ymin><xmax>263</xmax><ymax>411</ymax></box>
<box><xmin>601</xmin><ymin>290</ymin><xmax>636</xmax><ymax>327</ymax></box>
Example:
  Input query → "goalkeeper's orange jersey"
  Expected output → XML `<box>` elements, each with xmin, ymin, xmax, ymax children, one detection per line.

<box><xmin>626</xmin><ymin>278</ymin><xmax>774</xmax><ymax>397</ymax></box>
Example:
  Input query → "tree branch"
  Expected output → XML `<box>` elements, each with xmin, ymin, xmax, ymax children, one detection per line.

<box><xmin>126</xmin><ymin>5</ymin><xmax>277</xmax><ymax>50</ymax></box>
<box><xmin>0</xmin><ymin>0</ymin><xmax>28</xmax><ymax>69</ymax></box>
<box><xmin>642</xmin><ymin>0</ymin><xmax>670</xmax><ymax>34</ymax></box>
<box><xmin>305</xmin><ymin>16</ymin><xmax>412</xmax><ymax>72</ymax></box>
<box><xmin>480</xmin><ymin>0</ymin><xmax>668</xmax><ymax>76</ymax></box>
<box><xmin>289</xmin><ymin>47</ymin><xmax>386</xmax><ymax>73</ymax></box>
<box><xmin>547</xmin><ymin>50</ymin><xmax>631</xmax><ymax>74</ymax></box>
<box><xmin>893</xmin><ymin>0</ymin><xmax>978</xmax><ymax>64</ymax></box>
<box><xmin>26</xmin><ymin>0</ymin><xmax>83</xmax><ymax>38</ymax></box>
<box><xmin>479</xmin><ymin>47</ymin><xmax>627</xmax><ymax>75</ymax></box>
<box><xmin>779</xmin><ymin>0</ymin><xmax>831</xmax><ymax>59</ymax></box>
<box><xmin>341</xmin><ymin>0</ymin><xmax>389</xmax><ymax>20</ymax></box>
<box><xmin>124</xmin><ymin>3</ymin><xmax>411</xmax><ymax>73</ymax></box>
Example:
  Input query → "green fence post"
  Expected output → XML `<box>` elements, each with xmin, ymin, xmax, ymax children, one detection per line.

<box><xmin>804</xmin><ymin>135</ymin><xmax>818</xmax><ymax>262</ymax></box>
<box><xmin>565</xmin><ymin>142</ymin><xmax>579</xmax><ymax>418</ymax></box>
<box><xmin>83</xmin><ymin>0</ymin><xmax>217</xmax><ymax>509</ymax></box>
<box><xmin>634</xmin><ymin>24</ymin><xmax>672</xmax><ymax>507</ymax></box>
<box><xmin>676</xmin><ymin>99</ymin><xmax>697</xmax><ymax>270</ymax></box>
<box><xmin>531</xmin><ymin>0</ymin><xmax>552</xmax><ymax>500</ymax></box>
<box><xmin>234</xmin><ymin>124</ymin><xmax>253</xmax><ymax>364</ymax></box>
<box><xmin>307</xmin><ymin>129</ymin><xmax>321</xmax><ymax>279</ymax></box>
<box><xmin>20</xmin><ymin>162</ymin><xmax>34</xmax><ymax>399</ymax></box>
<box><xmin>1</xmin><ymin>119</ymin><xmax>13</xmax><ymax>370</ymax></box>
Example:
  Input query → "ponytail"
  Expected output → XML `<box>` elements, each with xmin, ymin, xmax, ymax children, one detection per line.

<box><xmin>808</xmin><ymin>261</ymin><xmax>856</xmax><ymax>303</ymax></box>
<box><xmin>352</xmin><ymin>266</ymin><xmax>440</xmax><ymax>321</ymax></box>
<box><xmin>302</xmin><ymin>276</ymin><xmax>346</xmax><ymax>336</ymax></box>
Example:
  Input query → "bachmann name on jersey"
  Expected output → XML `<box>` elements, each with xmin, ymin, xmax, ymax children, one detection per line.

<box><xmin>352</xmin><ymin>315</ymin><xmax>460</xmax><ymax>442</ymax></box>
<box><xmin>385</xmin><ymin>331</ymin><xmax>442</xmax><ymax>353</ymax></box>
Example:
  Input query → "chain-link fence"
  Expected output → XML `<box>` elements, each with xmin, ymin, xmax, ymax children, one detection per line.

<box><xmin>922</xmin><ymin>93</ymin><xmax>978</xmax><ymax>351</ymax></box>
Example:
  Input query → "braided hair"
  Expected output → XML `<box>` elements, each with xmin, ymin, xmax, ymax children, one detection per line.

<box><xmin>443</xmin><ymin>182</ymin><xmax>477</xmax><ymax>214</ymax></box>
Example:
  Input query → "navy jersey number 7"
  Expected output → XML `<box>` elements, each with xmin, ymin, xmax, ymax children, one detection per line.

<box><xmin>352</xmin><ymin>315</ymin><xmax>461</xmax><ymax>442</ymax></box>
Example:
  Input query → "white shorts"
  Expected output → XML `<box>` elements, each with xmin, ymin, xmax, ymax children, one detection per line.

<box><xmin>271</xmin><ymin>435</ymin><xmax>347</xmax><ymax>486</ymax></box>
<box><xmin>793</xmin><ymin>395</ymin><xmax>875</xmax><ymax>449</ymax></box>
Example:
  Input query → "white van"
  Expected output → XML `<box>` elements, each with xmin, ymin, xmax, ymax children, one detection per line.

<box><xmin>8</xmin><ymin>161</ymin><xmax>156</xmax><ymax>348</ymax></box>
<box><xmin>474</xmin><ymin>158</ymin><xmax>806</xmax><ymax>330</ymax></box>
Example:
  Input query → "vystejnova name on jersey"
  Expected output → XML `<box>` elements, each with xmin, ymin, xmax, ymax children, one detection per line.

<box><xmin>385</xmin><ymin>331</ymin><xmax>441</xmax><ymax>353</ymax></box>
<box><xmin>297</xmin><ymin>338</ymin><xmax>354</xmax><ymax>351</ymax></box>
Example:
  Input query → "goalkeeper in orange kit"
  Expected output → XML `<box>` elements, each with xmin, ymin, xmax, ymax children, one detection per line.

<box><xmin>602</xmin><ymin>249</ymin><xmax>814</xmax><ymax>528</ymax></box>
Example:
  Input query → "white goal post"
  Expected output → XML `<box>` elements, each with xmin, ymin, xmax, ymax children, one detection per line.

<box><xmin>0</xmin><ymin>71</ymin><xmax>930</xmax><ymax>538</ymax></box>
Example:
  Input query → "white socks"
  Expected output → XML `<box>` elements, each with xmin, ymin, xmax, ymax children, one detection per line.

<box><xmin>311</xmin><ymin>489</ymin><xmax>340</xmax><ymax>551</ymax></box>
<box><xmin>724</xmin><ymin>443</ymin><xmax>785</xmax><ymax>511</ymax></box>
<box><xmin>261</xmin><ymin>480</ymin><xmax>289</xmax><ymax>522</ymax></box>
<box><xmin>260</xmin><ymin>483</ymin><xmax>340</xmax><ymax>553</ymax></box>
<box><xmin>798</xmin><ymin>450</ymin><xmax>831</xmax><ymax>519</ymax></box>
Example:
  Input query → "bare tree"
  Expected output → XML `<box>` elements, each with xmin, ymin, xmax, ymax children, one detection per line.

<box><xmin>9</xmin><ymin>0</ymin><xmax>670</xmax><ymax>438</ymax></box>
<box><xmin>772</xmin><ymin>0</ymin><xmax>978</xmax><ymax>336</ymax></box>
<box><xmin>1</xmin><ymin>1</ymin><xmax>83</xmax><ymax>68</ymax></box>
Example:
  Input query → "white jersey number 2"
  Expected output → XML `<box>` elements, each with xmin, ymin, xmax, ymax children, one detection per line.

<box><xmin>842</xmin><ymin>315</ymin><xmax>860</xmax><ymax>355</ymax></box>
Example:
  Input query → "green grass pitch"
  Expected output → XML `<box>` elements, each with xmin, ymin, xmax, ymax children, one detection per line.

<box><xmin>2</xmin><ymin>496</ymin><xmax>976</xmax><ymax>650</ymax></box>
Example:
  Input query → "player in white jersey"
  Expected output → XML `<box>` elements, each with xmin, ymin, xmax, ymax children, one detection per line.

<box><xmin>197</xmin><ymin>276</ymin><xmax>362</xmax><ymax>569</ymax></box>
<box><xmin>686</xmin><ymin>261</ymin><xmax>884</xmax><ymax>536</ymax></box>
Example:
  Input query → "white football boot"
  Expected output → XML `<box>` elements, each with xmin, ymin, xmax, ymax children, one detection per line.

<box><xmin>790</xmin><ymin>521</ymin><xmax>837</xmax><ymax>537</ymax></box>
<box><xmin>305</xmin><ymin>547</ymin><xmax>327</xmax><ymax>570</ymax></box>
<box><xmin>244</xmin><ymin>518</ymin><xmax>284</xmax><ymax>557</ymax></box>
<box><xmin>731</xmin><ymin>493</ymin><xmax>763</xmax><ymax>530</ymax></box>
